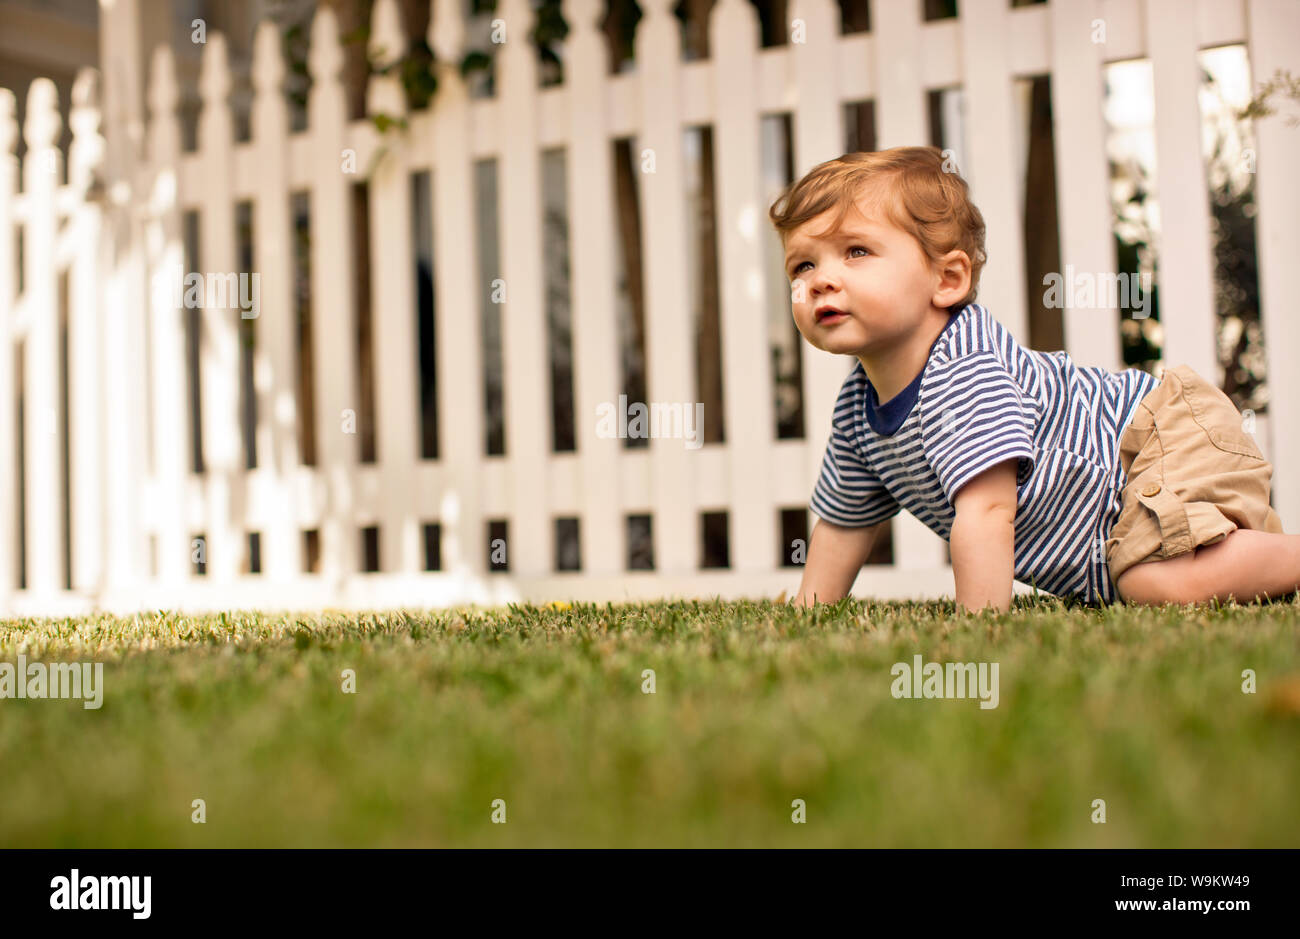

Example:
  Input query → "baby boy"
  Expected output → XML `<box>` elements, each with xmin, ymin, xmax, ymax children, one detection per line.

<box><xmin>770</xmin><ymin>146</ymin><xmax>1299</xmax><ymax>611</ymax></box>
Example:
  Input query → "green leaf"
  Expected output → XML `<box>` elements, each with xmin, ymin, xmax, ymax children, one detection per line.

<box><xmin>461</xmin><ymin>50</ymin><xmax>491</xmax><ymax>77</ymax></box>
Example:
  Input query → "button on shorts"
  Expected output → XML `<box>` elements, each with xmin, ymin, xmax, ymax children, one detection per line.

<box><xmin>1105</xmin><ymin>364</ymin><xmax>1283</xmax><ymax>589</ymax></box>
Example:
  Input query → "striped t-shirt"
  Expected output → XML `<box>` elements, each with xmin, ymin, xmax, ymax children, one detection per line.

<box><xmin>809</xmin><ymin>302</ymin><xmax>1160</xmax><ymax>604</ymax></box>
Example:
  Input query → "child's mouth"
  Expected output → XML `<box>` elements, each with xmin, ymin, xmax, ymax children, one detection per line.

<box><xmin>816</xmin><ymin>308</ymin><xmax>848</xmax><ymax>325</ymax></box>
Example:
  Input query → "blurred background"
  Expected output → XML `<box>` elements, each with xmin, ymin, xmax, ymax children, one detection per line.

<box><xmin>0</xmin><ymin>0</ymin><xmax>1296</xmax><ymax>616</ymax></box>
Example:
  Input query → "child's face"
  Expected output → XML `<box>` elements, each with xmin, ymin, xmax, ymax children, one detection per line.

<box><xmin>783</xmin><ymin>192</ymin><xmax>945</xmax><ymax>359</ymax></box>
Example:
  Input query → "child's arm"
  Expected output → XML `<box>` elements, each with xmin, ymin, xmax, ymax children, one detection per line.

<box><xmin>792</xmin><ymin>518</ymin><xmax>887</xmax><ymax>607</ymax></box>
<box><xmin>949</xmin><ymin>459</ymin><xmax>1018</xmax><ymax>613</ymax></box>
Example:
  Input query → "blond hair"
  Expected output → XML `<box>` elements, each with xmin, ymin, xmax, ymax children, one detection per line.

<box><xmin>768</xmin><ymin>146</ymin><xmax>987</xmax><ymax>310</ymax></box>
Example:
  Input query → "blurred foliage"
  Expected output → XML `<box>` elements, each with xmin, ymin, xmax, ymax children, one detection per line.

<box><xmin>275</xmin><ymin>0</ymin><xmax>574</xmax><ymax>130</ymax></box>
<box><xmin>1109</xmin><ymin>153</ymin><xmax>1162</xmax><ymax>376</ymax></box>
<box><xmin>1239</xmin><ymin>69</ymin><xmax>1300</xmax><ymax>126</ymax></box>
<box><xmin>1206</xmin><ymin>63</ymin><xmax>1268</xmax><ymax>413</ymax></box>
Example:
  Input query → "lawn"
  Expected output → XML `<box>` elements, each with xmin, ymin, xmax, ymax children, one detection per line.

<box><xmin>1</xmin><ymin>596</ymin><xmax>1298</xmax><ymax>847</ymax></box>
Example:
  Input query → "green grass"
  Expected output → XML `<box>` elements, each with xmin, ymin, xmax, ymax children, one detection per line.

<box><xmin>1</xmin><ymin>596</ymin><xmax>1298</xmax><ymax>847</ymax></box>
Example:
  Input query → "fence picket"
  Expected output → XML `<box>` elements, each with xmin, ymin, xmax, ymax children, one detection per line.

<box><xmin>366</xmin><ymin>0</ymin><xmax>422</xmax><ymax>575</ymax></box>
<box><xmin>196</xmin><ymin>34</ymin><xmax>244</xmax><ymax>583</ymax></box>
<box><xmin>427</xmin><ymin>0</ymin><xmax>487</xmax><ymax>588</ymax></box>
<box><xmin>0</xmin><ymin>90</ymin><xmax>15</xmax><ymax>602</ymax></box>
<box><xmin>68</xmin><ymin>69</ymin><xmax>105</xmax><ymax>592</ymax></box>
<box><xmin>959</xmin><ymin>0</ymin><xmax>1029</xmax><ymax>346</ymax></box>
<box><xmin>1247</xmin><ymin>0</ymin><xmax>1300</xmax><ymax>530</ymax></box>
<box><xmin>636</xmin><ymin>0</ymin><xmax>696</xmax><ymax>573</ymax></box>
<box><xmin>1049</xmin><ymin>0</ymin><xmax>1121</xmax><ymax>371</ymax></box>
<box><xmin>307</xmin><ymin>6</ymin><xmax>361</xmax><ymax>583</ymax></box>
<box><xmin>713</xmin><ymin>0</ymin><xmax>777</xmax><ymax>572</ymax></box>
<box><xmin>563</xmin><ymin>0</ymin><xmax>623</xmax><ymax>578</ymax></box>
<box><xmin>251</xmin><ymin>20</ymin><xmax>303</xmax><ymax>580</ymax></box>
<box><xmin>145</xmin><ymin>46</ymin><xmax>192</xmax><ymax>588</ymax></box>
<box><xmin>21</xmin><ymin>79</ymin><xmax>63</xmax><ymax>596</ymax></box>
<box><xmin>496</xmin><ymin>0</ymin><xmax>552</xmax><ymax>576</ymax></box>
<box><xmin>1146</xmin><ymin>0</ymin><xmax>1218</xmax><ymax>379</ymax></box>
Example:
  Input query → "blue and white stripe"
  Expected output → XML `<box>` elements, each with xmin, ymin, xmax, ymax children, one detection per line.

<box><xmin>810</xmin><ymin>303</ymin><xmax>1159</xmax><ymax>604</ymax></box>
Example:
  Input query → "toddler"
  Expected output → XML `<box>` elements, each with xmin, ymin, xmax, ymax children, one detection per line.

<box><xmin>770</xmin><ymin>146</ymin><xmax>1300</xmax><ymax>610</ymax></box>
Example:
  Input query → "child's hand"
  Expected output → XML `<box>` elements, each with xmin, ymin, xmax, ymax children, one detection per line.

<box><xmin>793</xmin><ymin>519</ymin><xmax>886</xmax><ymax>607</ymax></box>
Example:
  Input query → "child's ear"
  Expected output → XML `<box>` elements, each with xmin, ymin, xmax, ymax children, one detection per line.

<box><xmin>932</xmin><ymin>250</ymin><xmax>972</xmax><ymax>308</ymax></box>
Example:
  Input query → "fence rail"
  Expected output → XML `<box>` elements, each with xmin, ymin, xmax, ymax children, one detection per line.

<box><xmin>1</xmin><ymin>0</ymin><xmax>1297</xmax><ymax>616</ymax></box>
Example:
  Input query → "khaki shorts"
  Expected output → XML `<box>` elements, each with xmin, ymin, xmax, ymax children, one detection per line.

<box><xmin>1105</xmin><ymin>364</ymin><xmax>1283</xmax><ymax>589</ymax></box>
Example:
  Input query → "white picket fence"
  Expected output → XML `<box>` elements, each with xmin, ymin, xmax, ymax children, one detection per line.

<box><xmin>1</xmin><ymin>0</ymin><xmax>1297</xmax><ymax>617</ymax></box>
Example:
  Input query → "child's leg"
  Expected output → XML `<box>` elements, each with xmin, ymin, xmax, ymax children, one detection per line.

<box><xmin>1116</xmin><ymin>529</ymin><xmax>1300</xmax><ymax>605</ymax></box>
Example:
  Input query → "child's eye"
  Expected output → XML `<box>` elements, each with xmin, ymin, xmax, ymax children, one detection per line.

<box><xmin>790</xmin><ymin>246</ymin><xmax>869</xmax><ymax>278</ymax></box>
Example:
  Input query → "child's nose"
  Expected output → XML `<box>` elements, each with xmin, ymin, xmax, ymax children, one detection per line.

<box><xmin>809</xmin><ymin>266</ymin><xmax>839</xmax><ymax>294</ymax></box>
